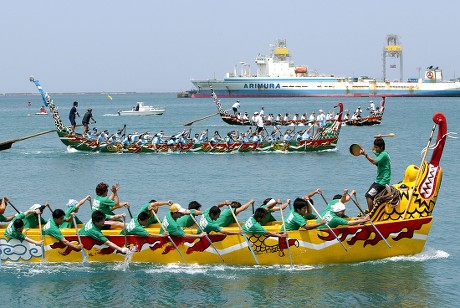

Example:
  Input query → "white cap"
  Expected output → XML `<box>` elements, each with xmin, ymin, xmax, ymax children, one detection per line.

<box><xmin>331</xmin><ymin>202</ymin><xmax>346</xmax><ymax>213</ymax></box>
<box><xmin>30</xmin><ymin>204</ymin><xmax>42</xmax><ymax>210</ymax></box>
<box><xmin>319</xmin><ymin>109</ymin><xmax>324</xmax><ymax>113</ymax></box>
<box><xmin>67</xmin><ymin>199</ymin><xmax>78</xmax><ymax>208</ymax></box>
<box><xmin>266</xmin><ymin>198</ymin><xmax>277</xmax><ymax>206</ymax></box>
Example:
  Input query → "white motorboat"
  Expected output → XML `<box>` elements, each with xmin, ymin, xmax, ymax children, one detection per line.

<box><xmin>118</xmin><ymin>102</ymin><xmax>165</xmax><ymax>116</ymax></box>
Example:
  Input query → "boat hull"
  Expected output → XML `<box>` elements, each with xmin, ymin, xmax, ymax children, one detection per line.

<box><xmin>191</xmin><ymin>78</ymin><xmax>460</xmax><ymax>98</ymax></box>
<box><xmin>57</xmin><ymin>131</ymin><xmax>339</xmax><ymax>153</ymax></box>
<box><xmin>0</xmin><ymin>217</ymin><xmax>432</xmax><ymax>264</ymax></box>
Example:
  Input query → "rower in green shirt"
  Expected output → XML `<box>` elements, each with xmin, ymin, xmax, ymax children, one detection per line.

<box><xmin>283</xmin><ymin>198</ymin><xmax>326</xmax><ymax>231</ymax></box>
<box><xmin>121</xmin><ymin>211</ymin><xmax>169</xmax><ymax>238</ymax></box>
<box><xmin>159</xmin><ymin>203</ymin><xmax>206</xmax><ymax>239</ymax></box>
<box><xmin>4</xmin><ymin>208</ymin><xmax>43</xmax><ymax>245</ymax></box>
<box><xmin>136</xmin><ymin>199</ymin><xmax>172</xmax><ymax>227</ymax></box>
<box><xmin>60</xmin><ymin>196</ymin><xmax>91</xmax><ymax>229</ymax></box>
<box><xmin>177</xmin><ymin>201</ymin><xmax>204</xmax><ymax>228</ymax></box>
<box><xmin>43</xmin><ymin>209</ymin><xmax>82</xmax><ymax>251</ymax></box>
<box><xmin>23</xmin><ymin>203</ymin><xmax>47</xmax><ymax>228</ymax></box>
<box><xmin>243</xmin><ymin>208</ymin><xmax>286</xmax><ymax>238</ymax></box>
<box><xmin>260</xmin><ymin>198</ymin><xmax>290</xmax><ymax>225</ymax></box>
<box><xmin>216</xmin><ymin>199</ymin><xmax>254</xmax><ymax>227</ymax></box>
<box><xmin>79</xmin><ymin>210</ymin><xmax>130</xmax><ymax>254</ymax></box>
<box><xmin>198</xmin><ymin>206</ymin><xmax>243</xmax><ymax>235</ymax></box>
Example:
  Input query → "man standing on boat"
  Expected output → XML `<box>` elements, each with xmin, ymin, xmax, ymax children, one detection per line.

<box><xmin>254</xmin><ymin>112</ymin><xmax>264</xmax><ymax>134</ymax></box>
<box><xmin>82</xmin><ymin>108</ymin><xmax>96</xmax><ymax>136</ymax></box>
<box><xmin>232</xmin><ymin>100</ymin><xmax>240</xmax><ymax>116</ymax></box>
<box><xmin>360</xmin><ymin>138</ymin><xmax>391</xmax><ymax>211</ymax></box>
<box><xmin>69</xmin><ymin>101</ymin><xmax>80</xmax><ymax>135</ymax></box>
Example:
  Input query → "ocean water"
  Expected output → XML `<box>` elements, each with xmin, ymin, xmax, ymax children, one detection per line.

<box><xmin>0</xmin><ymin>91</ymin><xmax>459</xmax><ymax>307</ymax></box>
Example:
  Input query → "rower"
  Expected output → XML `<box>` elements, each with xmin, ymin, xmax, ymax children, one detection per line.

<box><xmin>43</xmin><ymin>209</ymin><xmax>82</xmax><ymax>251</ymax></box>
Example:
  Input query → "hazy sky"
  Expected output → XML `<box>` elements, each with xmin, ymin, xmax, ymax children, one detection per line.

<box><xmin>1</xmin><ymin>1</ymin><xmax>459</xmax><ymax>93</ymax></box>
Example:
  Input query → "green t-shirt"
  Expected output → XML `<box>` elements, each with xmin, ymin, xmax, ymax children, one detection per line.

<box><xmin>60</xmin><ymin>205</ymin><xmax>83</xmax><ymax>229</ymax></box>
<box><xmin>160</xmin><ymin>212</ymin><xmax>185</xmax><ymax>237</ymax></box>
<box><xmin>260</xmin><ymin>205</ymin><xmax>276</xmax><ymax>225</ymax></box>
<box><xmin>137</xmin><ymin>203</ymin><xmax>158</xmax><ymax>226</ymax></box>
<box><xmin>283</xmin><ymin>210</ymin><xmax>306</xmax><ymax>231</ymax></box>
<box><xmin>216</xmin><ymin>208</ymin><xmax>236</xmax><ymax>227</ymax></box>
<box><xmin>177</xmin><ymin>209</ymin><xmax>198</xmax><ymax>228</ymax></box>
<box><xmin>121</xmin><ymin>218</ymin><xmax>149</xmax><ymax>236</ymax></box>
<box><xmin>92</xmin><ymin>195</ymin><xmax>116</xmax><ymax>220</ymax></box>
<box><xmin>317</xmin><ymin>209</ymin><xmax>349</xmax><ymax>229</ymax></box>
<box><xmin>198</xmin><ymin>209</ymin><xmax>222</xmax><ymax>233</ymax></box>
<box><xmin>242</xmin><ymin>216</ymin><xmax>267</xmax><ymax>235</ymax></box>
<box><xmin>43</xmin><ymin>218</ymin><xmax>64</xmax><ymax>241</ymax></box>
<box><xmin>375</xmin><ymin>150</ymin><xmax>391</xmax><ymax>185</ymax></box>
<box><xmin>4</xmin><ymin>213</ymin><xmax>26</xmax><ymax>241</ymax></box>
<box><xmin>23</xmin><ymin>213</ymin><xmax>46</xmax><ymax>228</ymax></box>
<box><xmin>0</xmin><ymin>213</ymin><xmax>7</xmax><ymax>222</ymax></box>
<box><xmin>303</xmin><ymin>213</ymin><xmax>317</xmax><ymax>220</ymax></box>
<box><xmin>79</xmin><ymin>220</ymin><xmax>108</xmax><ymax>243</ymax></box>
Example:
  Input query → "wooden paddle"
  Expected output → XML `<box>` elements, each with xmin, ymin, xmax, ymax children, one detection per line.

<box><xmin>0</xmin><ymin>124</ymin><xmax>83</xmax><ymax>151</ymax></box>
<box><xmin>0</xmin><ymin>129</ymin><xmax>56</xmax><ymax>151</ymax></box>
<box><xmin>7</xmin><ymin>200</ymin><xmax>21</xmax><ymax>214</ymax></box>
<box><xmin>72</xmin><ymin>216</ymin><xmax>88</xmax><ymax>263</ymax></box>
<box><xmin>183</xmin><ymin>112</ymin><xmax>221</xmax><ymax>126</ymax></box>
<box><xmin>306</xmin><ymin>199</ymin><xmax>348</xmax><ymax>251</ymax></box>
<box><xmin>150</xmin><ymin>210</ymin><xmax>188</xmax><ymax>264</ymax></box>
<box><xmin>184</xmin><ymin>109</ymin><xmax>232</xmax><ymax>126</ymax></box>
<box><xmin>279</xmin><ymin>203</ymin><xmax>293</xmax><ymax>267</ymax></box>
<box><xmin>374</xmin><ymin>133</ymin><xmax>395</xmax><ymax>138</ymax></box>
<box><xmin>227</xmin><ymin>205</ymin><xmax>260</xmax><ymax>265</ymax></box>
<box><xmin>348</xmin><ymin>193</ymin><xmax>391</xmax><ymax>248</ymax></box>
<box><xmin>38</xmin><ymin>213</ymin><xmax>45</xmax><ymax>263</ymax></box>
<box><xmin>190</xmin><ymin>215</ymin><xmax>225</xmax><ymax>263</ymax></box>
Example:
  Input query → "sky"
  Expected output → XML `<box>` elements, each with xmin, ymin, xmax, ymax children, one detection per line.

<box><xmin>1</xmin><ymin>0</ymin><xmax>459</xmax><ymax>93</ymax></box>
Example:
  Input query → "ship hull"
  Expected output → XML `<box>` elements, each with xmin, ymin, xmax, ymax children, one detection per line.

<box><xmin>191</xmin><ymin>78</ymin><xmax>460</xmax><ymax>98</ymax></box>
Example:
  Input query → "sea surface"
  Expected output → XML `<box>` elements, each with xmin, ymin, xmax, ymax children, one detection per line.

<box><xmin>0</xmin><ymin>91</ymin><xmax>459</xmax><ymax>307</ymax></box>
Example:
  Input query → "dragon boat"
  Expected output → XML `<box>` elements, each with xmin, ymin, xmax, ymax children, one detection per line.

<box><xmin>29</xmin><ymin>77</ymin><xmax>343</xmax><ymax>153</ymax></box>
<box><xmin>0</xmin><ymin>112</ymin><xmax>448</xmax><ymax>264</ymax></box>
<box><xmin>214</xmin><ymin>89</ymin><xmax>385</xmax><ymax>127</ymax></box>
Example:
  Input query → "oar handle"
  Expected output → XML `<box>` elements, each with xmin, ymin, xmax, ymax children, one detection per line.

<box><xmin>7</xmin><ymin>200</ymin><xmax>21</xmax><ymax>214</ymax></box>
<box><xmin>227</xmin><ymin>205</ymin><xmax>260</xmax><ymax>265</ymax></box>
<box><xmin>72</xmin><ymin>215</ymin><xmax>88</xmax><ymax>261</ymax></box>
<box><xmin>306</xmin><ymin>199</ymin><xmax>347</xmax><ymax>251</ymax></box>
<box><xmin>150</xmin><ymin>209</ymin><xmax>188</xmax><ymax>264</ymax></box>
<box><xmin>279</xmin><ymin>203</ymin><xmax>293</xmax><ymax>266</ymax></box>
<box><xmin>348</xmin><ymin>193</ymin><xmax>391</xmax><ymax>248</ymax></box>
<box><xmin>38</xmin><ymin>213</ymin><xmax>45</xmax><ymax>262</ymax></box>
<box><xmin>190</xmin><ymin>215</ymin><xmax>224</xmax><ymax>263</ymax></box>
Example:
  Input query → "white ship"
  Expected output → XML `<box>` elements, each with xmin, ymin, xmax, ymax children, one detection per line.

<box><xmin>191</xmin><ymin>39</ymin><xmax>460</xmax><ymax>98</ymax></box>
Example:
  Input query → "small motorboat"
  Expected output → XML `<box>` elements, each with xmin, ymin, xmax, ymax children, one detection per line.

<box><xmin>35</xmin><ymin>106</ymin><xmax>48</xmax><ymax>115</ymax></box>
<box><xmin>118</xmin><ymin>102</ymin><xmax>165</xmax><ymax>116</ymax></box>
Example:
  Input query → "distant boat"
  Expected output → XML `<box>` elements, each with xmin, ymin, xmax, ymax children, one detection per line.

<box><xmin>118</xmin><ymin>102</ymin><xmax>165</xmax><ymax>116</ymax></box>
<box><xmin>35</xmin><ymin>106</ymin><xmax>48</xmax><ymax>115</ymax></box>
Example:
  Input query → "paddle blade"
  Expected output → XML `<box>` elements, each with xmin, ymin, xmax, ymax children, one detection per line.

<box><xmin>349</xmin><ymin>144</ymin><xmax>362</xmax><ymax>156</ymax></box>
<box><xmin>0</xmin><ymin>142</ymin><xmax>13</xmax><ymax>151</ymax></box>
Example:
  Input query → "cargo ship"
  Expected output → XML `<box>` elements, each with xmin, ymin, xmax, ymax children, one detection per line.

<box><xmin>190</xmin><ymin>39</ymin><xmax>460</xmax><ymax>98</ymax></box>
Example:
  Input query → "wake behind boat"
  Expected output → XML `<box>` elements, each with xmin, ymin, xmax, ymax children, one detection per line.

<box><xmin>118</xmin><ymin>102</ymin><xmax>165</xmax><ymax>116</ymax></box>
<box><xmin>0</xmin><ymin>112</ymin><xmax>449</xmax><ymax>264</ymax></box>
<box><xmin>29</xmin><ymin>77</ymin><xmax>343</xmax><ymax>153</ymax></box>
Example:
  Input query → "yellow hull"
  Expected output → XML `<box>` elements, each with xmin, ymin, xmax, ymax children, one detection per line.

<box><xmin>0</xmin><ymin>217</ymin><xmax>432</xmax><ymax>265</ymax></box>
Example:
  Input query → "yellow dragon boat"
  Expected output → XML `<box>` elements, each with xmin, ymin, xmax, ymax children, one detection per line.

<box><xmin>0</xmin><ymin>112</ymin><xmax>447</xmax><ymax>265</ymax></box>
